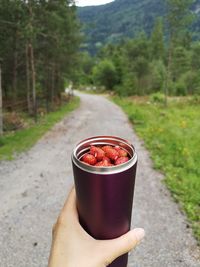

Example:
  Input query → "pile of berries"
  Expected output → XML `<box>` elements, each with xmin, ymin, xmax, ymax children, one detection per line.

<box><xmin>81</xmin><ymin>145</ymin><xmax>130</xmax><ymax>167</ymax></box>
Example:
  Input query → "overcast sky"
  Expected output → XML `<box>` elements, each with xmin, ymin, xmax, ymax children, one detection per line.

<box><xmin>76</xmin><ymin>0</ymin><xmax>114</xmax><ymax>6</ymax></box>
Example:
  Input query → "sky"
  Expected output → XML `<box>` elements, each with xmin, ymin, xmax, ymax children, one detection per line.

<box><xmin>76</xmin><ymin>0</ymin><xmax>115</xmax><ymax>7</ymax></box>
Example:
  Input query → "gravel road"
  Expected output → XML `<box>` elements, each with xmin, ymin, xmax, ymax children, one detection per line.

<box><xmin>0</xmin><ymin>92</ymin><xmax>199</xmax><ymax>267</ymax></box>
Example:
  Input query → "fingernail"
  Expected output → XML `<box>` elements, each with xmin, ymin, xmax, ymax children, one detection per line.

<box><xmin>134</xmin><ymin>228</ymin><xmax>145</xmax><ymax>242</ymax></box>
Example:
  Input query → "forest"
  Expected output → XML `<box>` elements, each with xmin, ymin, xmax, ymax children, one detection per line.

<box><xmin>0</xmin><ymin>0</ymin><xmax>80</xmax><ymax>135</ymax></box>
<box><xmin>79</xmin><ymin>0</ymin><xmax>200</xmax><ymax>100</ymax></box>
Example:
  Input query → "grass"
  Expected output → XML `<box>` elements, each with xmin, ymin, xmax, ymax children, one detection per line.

<box><xmin>0</xmin><ymin>96</ymin><xmax>80</xmax><ymax>160</ymax></box>
<box><xmin>113</xmin><ymin>95</ymin><xmax>200</xmax><ymax>244</ymax></box>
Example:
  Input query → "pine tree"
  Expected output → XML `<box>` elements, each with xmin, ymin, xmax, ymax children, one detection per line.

<box><xmin>165</xmin><ymin>0</ymin><xmax>195</xmax><ymax>104</ymax></box>
<box><xmin>150</xmin><ymin>17</ymin><xmax>165</xmax><ymax>60</ymax></box>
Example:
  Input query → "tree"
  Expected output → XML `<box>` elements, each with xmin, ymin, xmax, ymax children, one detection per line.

<box><xmin>165</xmin><ymin>0</ymin><xmax>195</xmax><ymax>104</ymax></box>
<box><xmin>171</xmin><ymin>46</ymin><xmax>190</xmax><ymax>81</ymax></box>
<box><xmin>150</xmin><ymin>17</ymin><xmax>165</xmax><ymax>60</ymax></box>
<box><xmin>92</xmin><ymin>60</ymin><xmax>118</xmax><ymax>90</ymax></box>
<box><xmin>191</xmin><ymin>42</ymin><xmax>200</xmax><ymax>70</ymax></box>
<box><xmin>150</xmin><ymin>60</ymin><xmax>166</xmax><ymax>92</ymax></box>
<box><xmin>124</xmin><ymin>34</ymin><xmax>150</xmax><ymax>94</ymax></box>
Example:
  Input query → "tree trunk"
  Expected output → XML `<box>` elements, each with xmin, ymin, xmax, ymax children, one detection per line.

<box><xmin>12</xmin><ymin>34</ymin><xmax>18</xmax><ymax>105</ymax></box>
<box><xmin>29</xmin><ymin>43</ymin><xmax>37</xmax><ymax>122</ymax></box>
<box><xmin>0</xmin><ymin>61</ymin><xmax>3</xmax><ymax>136</ymax></box>
<box><xmin>51</xmin><ymin>63</ymin><xmax>55</xmax><ymax>109</ymax></box>
<box><xmin>26</xmin><ymin>43</ymin><xmax>32</xmax><ymax>115</ymax></box>
<box><xmin>45</xmin><ymin>64</ymin><xmax>50</xmax><ymax>113</ymax></box>
<box><xmin>164</xmin><ymin>41</ymin><xmax>173</xmax><ymax>106</ymax></box>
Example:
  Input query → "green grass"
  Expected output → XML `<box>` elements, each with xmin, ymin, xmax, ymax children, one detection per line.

<box><xmin>113</xmin><ymin>96</ymin><xmax>200</xmax><ymax>244</ymax></box>
<box><xmin>0</xmin><ymin>97</ymin><xmax>80</xmax><ymax>160</ymax></box>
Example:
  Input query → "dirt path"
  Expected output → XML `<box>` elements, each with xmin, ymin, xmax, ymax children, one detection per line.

<box><xmin>0</xmin><ymin>92</ymin><xmax>199</xmax><ymax>267</ymax></box>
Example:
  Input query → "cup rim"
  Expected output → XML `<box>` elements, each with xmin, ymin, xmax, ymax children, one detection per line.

<box><xmin>72</xmin><ymin>135</ymin><xmax>137</xmax><ymax>174</ymax></box>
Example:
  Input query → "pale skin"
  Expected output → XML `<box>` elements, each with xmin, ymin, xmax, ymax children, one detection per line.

<box><xmin>48</xmin><ymin>187</ymin><xmax>145</xmax><ymax>267</ymax></box>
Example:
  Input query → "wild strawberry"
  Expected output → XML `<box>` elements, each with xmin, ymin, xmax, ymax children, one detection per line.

<box><xmin>119</xmin><ymin>149</ymin><xmax>128</xmax><ymax>157</ymax></box>
<box><xmin>105</xmin><ymin>148</ymin><xmax>119</xmax><ymax>161</ymax></box>
<box><xmin>90</xmin><ymin>146</ymin><xmax>105</xmax><ymax>161</ymax></box>
<box><xmin>101</xmin><ymin>145</ymin><xmax>113</xmax><ymax>152</ymax></box>
<box><xmin>114</xmin><ymin>146</ymin><xmax>128</xmax><ymax>157</ymax></box>
<box><xmin>114</xmin><ymin>145</ymin><xmax>120</xmax><ymax>151</ymax></box>
<box><xmin>102</xmin><ymin>156</ymin><xmax>111</xmax><ymax>163</ymax></box>
<box><xmin>82</xmin><ymin>153</ymin><xmax>97</xmax><ymax>165</ymax></box>
<box><xmin>95</xmin><ymin>158</ymin><xmax>112</xmax><ymax>167</ymax></box>
<box><xmin>115</xmin><ymin>156</ymin><xmax>129</xmax><ymax>165</ymax></box>
<box><xmin>95</xmin><ymin>160</ymin><xmax>107</xmax><ymax>167</ymax></box>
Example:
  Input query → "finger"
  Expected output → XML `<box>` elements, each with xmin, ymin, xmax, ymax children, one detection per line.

<box><xmin>99</xmin><ymin>228</ymin><xmax>145</xmax><ymax>265</ymax></box>
<box><xmin>60</xmin><ymin>186</ymin><xmax>78</xmax><ymax>221</ymax></box>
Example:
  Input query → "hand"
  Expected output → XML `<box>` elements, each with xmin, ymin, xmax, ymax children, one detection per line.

<box><xmin>48</xmin><ymin>187</ymin><xmax>145</xmax><ymax>267</ymax></box>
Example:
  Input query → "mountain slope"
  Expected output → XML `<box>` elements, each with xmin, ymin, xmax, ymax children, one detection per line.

<box><xmin>78</xmin><ymin>0</ymin><xmax>200</xmax><ymax>53</ymax></box>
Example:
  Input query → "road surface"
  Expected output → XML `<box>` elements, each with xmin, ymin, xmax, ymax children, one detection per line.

<box><xmin>0</xmin><ymin>92</ymin><xmax>199</xmax><ymax>267</ymax></box>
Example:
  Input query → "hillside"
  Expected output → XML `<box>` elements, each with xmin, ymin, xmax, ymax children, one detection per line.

<box><xmin>78</xmin><ymin>0</ymin><xmax>200</xmax><ymax>54</ymax></box>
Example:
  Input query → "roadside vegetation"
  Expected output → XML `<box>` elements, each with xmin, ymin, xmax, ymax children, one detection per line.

<box><xmin>113</xmin><ymin>95</ymin><xmax>200</xmax><ymax>244</ymax></box>
<box><xmin>0</xmin><ymin>96</ymin><xmax>80</xmax><ymax>160</ymax></box>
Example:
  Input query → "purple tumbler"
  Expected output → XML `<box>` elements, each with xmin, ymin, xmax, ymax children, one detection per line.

<box><xmin>72</xmin><ymin>136</ymin><xmax>137</xmax><ymax>267</ymax></box>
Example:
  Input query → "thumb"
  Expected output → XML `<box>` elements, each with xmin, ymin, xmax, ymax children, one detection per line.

<box><xmin>99</xmin><ymin>228</ymin><xmax>145</xmax><ymax>266</ymax></box>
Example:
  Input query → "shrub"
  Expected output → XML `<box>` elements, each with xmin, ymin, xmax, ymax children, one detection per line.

<box><xmin>175</xmin><ymin>80</ymin><xmax>187</xmax><ymax>96</ymax></box>
<box><xmin>190</xmin><ymin>94</ymin><xmax>200</xmax><ymax>104</ymax></box>
<box><xmin>3</xmin><ymin>112</ymin><xmax>26</xmax><ymax>132</ymax></box>
<box><xmin>150</xmin><ymin>92</ymin><xmax>165</xmax><ymax>103</ymax></box>
<box><xmin>180</xmin><ymin>71</ymin><xmax>200</xmax><ymax>95</ymax></box>
<box><xmin>118</xmin><ymin>72</ymin><xmax>138</xmax><ymax>96</ymax></box>
<box><xmin>92</xmin><ymin>60</ymin><xmax>118</xmax><ymax>90</ymax></box>
<box><xmin>149</xmin><ymin>60</ymin><xmax>166</xmax><ymax>92</ymax></box>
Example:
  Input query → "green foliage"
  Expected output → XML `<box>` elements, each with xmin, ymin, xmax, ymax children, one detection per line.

<box><xmin>150</xmin><ymin>17</ymin><xmax>165</xmax><ymax>60</ymax></box>
<box><xmin>178</xmin><ymin>70</ymin><xmax>200</xmax><ymax>95</ymax></box>
<box><xmin>171</xmin><ymin>46</ymin><xmax>191</xmax><ymax>81</ymax></box>
<box><xmin>166</xmin><ymin>0</ymin><xmax>195</xmax><ymax>44</ymax></box>
<box><xmin>191</xmin><ymin>42</ymin><xmax>200</xmax><ymax>70</ymax></box>
<box><xmin>92</xmin><ymin>59</ymin><xmax>118</xmax><ymax>90</ymax></box>
<box><xmin>0</xmin><ymin>0</ymin><xmax>81</xmax><ymax>115</ymax></box>
<box><xmin>117</xmin><ymin>72</ymin><xmax>138</xmax><ymax>96</ymax></box>
<box><xmin>77</xmin><ymin>0</ymin><xmax>200</xmax><ymax>54</ymax></box>
<box><xmin>175</xmin><ymin>80</ymin><xmax>187</xmax><ymax>96</ymax></box>
<box><xmin>149</xmin><ymin>60</ymin><xmax>166</xmax><ymax>91</ymax></box>
<box><xmin>0</xmin><ymin>97</ymin><xmax>80</xmax><ymax>160</ymax></box>
<box><xmin>75</xmin><ymin>52</ymin><xmax>95</xmax><ymax>85</ymax></box>
<box><xmin>149</xmin><ymin>92</ymin><xmax>165</xmax><ymax>103</ymax></box>
<box><xmin>190</xmin><ymin>94</ymin><xmax>200</xmax><ymax>104</ymax></box>
<box><xmin>113</xmin><ymin>96</ymin><xmax>200</xmax><ymax>243</ymax></box>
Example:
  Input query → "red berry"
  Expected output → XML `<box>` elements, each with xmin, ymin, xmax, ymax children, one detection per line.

<box><xmin>82</xmin><ymin>153</ymin><xmax>97</xmax><ymax>165</ymax></box>
<box><xmin>105</xmin><ymin>148</ymin><xmax>119</xmax><ymax>161</ymax></box>
<box><xmin>90</xmin><ymin>146</ymin><xmax>105</xmax><ymax>161</ymax></box>
<box><xmin>101</xmin><ymin>145</ymin><xmax>113</xmax><ymax>152</ymax></box>
<box><xmin>114</xmin><ymin>146</ymin><xmax>128</xmax><ymax>157</ymax></box>
<box><xmin>95</xmin><ymin>161</ymin><xmax>105</xmax><ymax>167</ymax></box>
<box><xmin>95</xmin><ymin>158</ymin><xmax>112</xmax><ymax>167</ymax></box>
<box><xmin>114</xmin><ymin>145</ymin><xmax>120</xmax><ymax>151</ymax></box>
<box><xmin>119</xmin><ymin>149</ymin><xmax>128</xmax><ymax>157</ymax></box>
<box><xmin>115</xmin><ymin>156</ymin><xmax>129</xmax><ymax>165</ymax></box>
<box><xmin>102</xmin><ymin>156</ymin><xmax>111</xmax><ymax>163</ymax></box>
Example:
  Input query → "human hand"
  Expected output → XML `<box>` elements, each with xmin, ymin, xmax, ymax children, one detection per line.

<box><xmin>48</xmin><ymin>187</ymin><xmax>145</xmax><ymax>267</ymax></box>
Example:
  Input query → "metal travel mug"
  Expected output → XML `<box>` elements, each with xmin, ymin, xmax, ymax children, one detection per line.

<box><xmin>72</xmin><ymin>136</ymin><xmax>137</xmax><ymax>267</ymax></box>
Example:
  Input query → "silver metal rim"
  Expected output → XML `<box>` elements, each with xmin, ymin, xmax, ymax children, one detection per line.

<box><xmin>72</xmin><ymin>136</ymin><xmax>137</xmax><ymax>175</ymax></box>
